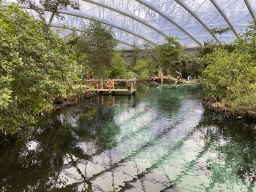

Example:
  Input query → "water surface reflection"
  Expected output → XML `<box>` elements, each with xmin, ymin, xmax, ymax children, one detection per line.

<box><xmin>1</xmin><ymin>84</ymin><xmax>256</xmax><ymax>191</ymax></box>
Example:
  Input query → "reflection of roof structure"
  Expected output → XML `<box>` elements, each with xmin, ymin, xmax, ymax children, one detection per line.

<box><xmin>49</xmin><ymin>99</ymin><xmax>205</xmax><ymax>191</ymax></box>
<box><xmin>4</xmin><ymin>0</ymin><xmax>256</xmax><ymax>49</ymax></box>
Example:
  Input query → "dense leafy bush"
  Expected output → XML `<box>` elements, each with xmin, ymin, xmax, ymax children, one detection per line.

<box><xmin>108</xmin><ymin>53</ymin><xmax>128</xmax><ymax>79</ymax></box>
<box><xmin>134</xmin><ymin>59</ymin><xmax>153</xmax><ymax>79</ymax></box>
<box><xmin>200</xmin><ymin>23</ymin><xmax>256</xmax><ymax>116</ymax></box>
<box><xmin>74</xmin><ymin>21</ymin><xmax>118</xmax><ymax>78</ymax></box>
<box><xmin>178</xmin><ymin>52</ymin><xmax>204</xmax><ymax>78</ymax></box>
<box><xmin>201</xmin><ymin>49</ymin><xmax>256</xmax><ymax>115</ymax></box>
<box><xmin>155</xmin><ymin>36</ymin><xmax>182</xmax><ymax>71</ymax></box>
<box><xmin>0</xmin><ymin>3</ymin><xmax>80</xmax><ymax>133</ymax></box>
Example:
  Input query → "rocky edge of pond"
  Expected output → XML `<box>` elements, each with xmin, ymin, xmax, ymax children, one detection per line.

<box><xmin>35</xmin><ymin>90</ymin><xmax>95</xmax><ymax>119</ymax></box>
<box><xmin>202</xmin><ymin>97</ymin><xmax>256</xmax><ymax>120</ymax></box>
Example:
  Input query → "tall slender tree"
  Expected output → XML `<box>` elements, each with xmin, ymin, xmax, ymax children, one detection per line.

<box><xmin>75</xmin><ymin>20</ymin><xmax>118</xmax><ymax>78</ymax></box>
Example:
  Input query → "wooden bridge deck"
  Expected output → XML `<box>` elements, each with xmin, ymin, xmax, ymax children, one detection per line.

<box><xmin>84</xmin><ymin>79</ymin><xmax>137</xmax><ymax>95</ymax></box>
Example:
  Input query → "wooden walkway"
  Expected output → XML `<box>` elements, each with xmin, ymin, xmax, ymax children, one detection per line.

<box><xmin>84</xmin><ymin>79</ymin><xmax>137</xmax><ymax>95</ymax></box>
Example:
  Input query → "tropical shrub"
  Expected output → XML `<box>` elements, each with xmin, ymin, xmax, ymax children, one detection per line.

<box><xmin>233</xmin><ymin>21</ymin><xmax>256</xmax><ymax>61</ymax></box>
<box><xmin>178</xmin><ymin>52</ymin><xmax>204</xmax><ymax>78</ymax></box>
<box><xmin>155</xmin><ymin>36</ymin><xmax>182</xmax><ymax>72</ymax></box>
<box><xmin>201</xmin><ymin>49</ymin><xmax>256</xmax><ymax>115</ymax></box>
<box><xmin>126</xmin><ymin>71</ymin><xmax>138</xmax><ymax>79</ymax></box>
<box><xmin>134</xmin><ymin>59</ymin><xmax>152</xmax><ymax>79</ymax></box>
<box><xmin>0</xmin><ymin>3</ymin><xmax>80</xmax><ymax>133</ymax></box>
<box><xmin>75</xmin><ymin>21</ymin><xmax>118</xmax><ymax>78</ymax></box>
<box><xmin>108</xmin><ymin>53</ymin><xmax>128</xmax><ymax>79</ymax></box>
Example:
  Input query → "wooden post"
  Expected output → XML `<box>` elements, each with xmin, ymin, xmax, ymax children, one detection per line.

<box><xmin>158</xmin><ymin>68</ymin><xmax>163</xmax><ymax>78</ymax></box>
<box><xmin>96</xmin><ymin>81</ymin><xmax>99</xmax><ymax>93</ymax></box>
<box><xmin>112</xmin><ymin>79</ymin><xmax>115</xmax><ymax>95</ymax></box>
<box><xmin>131</xmin><ymin>81</ymin><xmax>134</xmax><ymax>94</ymax></box>
<box><xmin>100</xmin><ymin>79</ymin><xmax>103</xmax><ymax>89</ymax></box>
<box><xmin>159</xmin><ymin>68</ymin><xmax>164</xmax><ymax>84</ymax></box>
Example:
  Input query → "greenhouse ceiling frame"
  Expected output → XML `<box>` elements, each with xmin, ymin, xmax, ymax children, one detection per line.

<box><xmin>83</xmin><ymin>0</ymin><xmax>168</xmax><ymax>38</ymax></box>
<box><xmin>174</xmin><ymin>0</ymin><xmax>220</xmax><ymax>44</ymax></box>
<box><xmin>50</xmin><ymin>24</ymin><xmax>134</xmax><ymax>47</ymax></box>
<box><xmin>209</xmin><ymin>0</ymin><xmax>238</xmax><ymax>37</ymax></box>
<box><xmin>243</xmin><ymin>0</ymin><xmax>256</xmax><ymax>24</ymax></box>
<box><xmin>3</xmin><ymin>3</ymin><xmax>157</xmax><ymax>46</ymax></box>
<box><xmin>52</xmin><ymin>9</ymin><xmax>157</xmax><ymax>45</ymax></box>
<box><xmin>134</xmin><ymin>0</ymin><xmax>202</xmax><ymax>46</ymax></box>
<box><xmin>3</xmin><ymin>0</ymin><xmax>256</xmax><ymax>48</ymax></box>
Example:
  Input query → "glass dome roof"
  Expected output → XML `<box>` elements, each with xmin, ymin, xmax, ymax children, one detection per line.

<box><xmin>3</xmin><ymin>0</ymin><xmax>256</xmax><ymax>49</ymax></box>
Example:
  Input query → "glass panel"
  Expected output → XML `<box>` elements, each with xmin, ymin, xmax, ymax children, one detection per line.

<box><xmin>180</xmin><ymin>37</ymin><xmax>198</xmax><ymax>47</ymax></box>
<box><xmin>6</xmin><ymin>0</ymin><xmax>252</xmax><ymax>47</ymax></box>
<box><xmin>249</xmin><ymin>0</ymin><xmax>256</xmax><ymax>18</ymax></box>
<box><xmin>117</xmin><ymin>43</ymin><xmax>133</xmax><ymax>50</ymax></box>
<box><xmin>215</xmin><ymin>0</ymin><xmax>252</xmax><ymax>35</ymax></box>
<box><xmin>87</xmin><ymin>0</ymin><xmax>200</xmax><ymax>46</ymax></box>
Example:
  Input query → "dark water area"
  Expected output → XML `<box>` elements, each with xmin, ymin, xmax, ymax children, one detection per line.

<box><xmin>1</xmin><ymin>83</ymin><xmax>256</xmax><ymax>191</ymax></box>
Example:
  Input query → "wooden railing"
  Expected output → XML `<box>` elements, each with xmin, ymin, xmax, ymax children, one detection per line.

<box><xmin>83</xmin><ymin>79</ymin><xmax>137</xmax><ymax>95</ymax></box>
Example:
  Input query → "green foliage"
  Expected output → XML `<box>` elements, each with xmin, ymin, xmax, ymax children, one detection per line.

<box><xmin>126</xmin><ymin>71</ymin><xmax>138</xmax><ymax>79</ymax></box>
<box><xmin>208</xmin><ymin>27</ymin><xmax>231</xmax><ymax>36</ymax></box>
<box><xmin>208</xmin><ymin>27</ymin><xmax>231</xmax><ymax>42</ymax></box>
<box><xmin>108</xmin><ymin>53</ymin><xmax>128</xmax><ymax>79</ymax></box>
<box><xmin>201</xmin><ymin>49</ymin><xmax>256</xmax><ymax>114</ymax></box>
<box><xmin>18</xmin><ymin>0</ymin><xmax>79</xmax><ymax>23</ymax></box>
<box><xmin>201</xmin><ymin>40</ymin><xmax>235</xmax><ymax>57</ymax></box>
<box><xmin>201</xmin><ymin>22</ymin><xmax>256</xmax><ymax>115</ymax></box>
<box><xmin>201</xmin><ymin>41</ymin><xmax>218</xmax><ymax>56</ymax></box>
<box><xmin>75</xmin><ymin>21</ymin><xmax>118</xmax><ymax>78</ymax></box>
<box><xmin>131</xmin><ymin>43</ymin><xmax>157</xmax><ymax>67</ymax></box>
<box><xmin>178</xmin><ymin>52</ymin><xmax>204</xmax><ymax>78</ymax></box>
<box><xmin>134</xmin><ymin>59</ymin><xmax>152</xmax><ymax>79</ymax></box>
<box><xmin>232</xmin><ymin>21</ymin><xmax>256</xmax><ymax>61</ymax></box>
<box><xmin>123</xmin><ymin>43</ymin><xmax>158</xmax><ymax>79</ymax></box>
<box><xmin>0</xmin><ymin>3</ymin><xmax>81</xmax><ymax>133</ymax></box>
<box><xmin>69</xmin><ymin>84</ymin><xmax>95</xmax><ymax>98</ymax></box>
<box><xmin>155</xmin><ymin>36</ymin><xmax>182</xmax><ymax>70</ymax></box>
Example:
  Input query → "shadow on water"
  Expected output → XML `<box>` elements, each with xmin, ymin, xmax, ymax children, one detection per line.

<box><xmin>1</xmin><ymin>83</ymin><xmax>256</xmax><ymax>191</ymax></box>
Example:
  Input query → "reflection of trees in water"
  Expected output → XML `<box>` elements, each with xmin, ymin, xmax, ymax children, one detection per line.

<box><xmin>199</xmin><ymin>108</ymin><xmax>256</xmax><ymax>187</ymax></box>
<box><xmin>0</xmin><ymin>99</ymin><xmax>122</xmax><ymax>191</ymax></box>
<box><xmin>0</xmin><ymin>117</ymin><xmax>80</xmax><ymax>191</ymax></box>
<box><xmin>137</xmin><ymin>84</ymin><xmax>204</xmax><ymax>118</ymax></box>
<box><xmin>0</xmin><ymin>84</ymin><xmax>206</xmax><ymax>191</ymax></box>
<box><xmin>75</xmin><ymin>103</ymin><xmax>121</xmax><ymax>150</ymax></box>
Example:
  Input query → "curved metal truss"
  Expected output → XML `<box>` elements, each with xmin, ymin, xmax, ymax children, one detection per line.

<box><xmin>244</xmin><ymin>0</ymin><xmax>256</xmax><ymax>24</ymax></box>
<box><xmin>50</xmin><ymin>24</ymin><xmax>134</xmax><ymax>47</ymax></box>
<box><xmin>53</xmin><ymin>9</ymin><xmax>158</xmax><ymax>45</ymax></box>
<box><xmin>209</xmin><ymin>0</ymin><xmax>238</xmax><ymax>36</ymax></box>
<box><xmin>175</xmin><ymin>0</ymin><xmax>220</xmax><ymax>43</ymax></box>
<box><xmin>3</xmin><ymin>0</ymin><xmax>256</xmax><ymax>48</ymax></box>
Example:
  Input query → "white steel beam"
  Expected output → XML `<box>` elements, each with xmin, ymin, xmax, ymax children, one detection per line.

<box><xmin>243</xmin><ymin>0</ymin><xmax>256</xmax><ymax>24</ymax></box>
<box><xmin>175</xmin><ymin>0</ymin><xmax>220</xmax><ymax>44</ymax></box>
<box><xmin>82</xmin><ymin>0</ymin><xmax>168</xmax><ymax>38</ymax></box>
<box><xmin>55</xmin><ymin>10</ymin><xmax>157</xmax><ymax>45</ymax></box>
<box><xmin>50</xmin><ymin>24</ymin><xmax>134</xmax><ymax>47</ymax></box>
<box><xmin>209</xmin><ymin>0</ymin><xmax>238</xmax><ymax>37</ymax></box>
<box><xmin>134</xmin><ymin>0</ymin><xmax>202</xmax><ymax>47</ymax></box>
<box><xmin>4</xmin><ymin>4</ymin><xmax>157</xmax><ymax>45</ymax></box>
